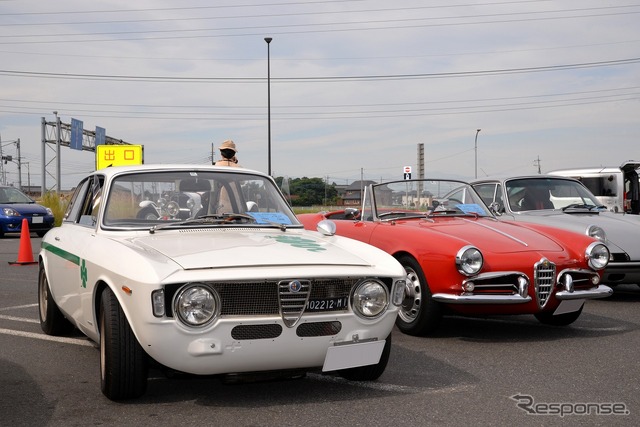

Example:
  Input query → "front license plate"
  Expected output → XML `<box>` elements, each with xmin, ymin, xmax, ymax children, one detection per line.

<box><xmin>306</xmin><ymin>296</ymin><xmax>349</xmax><ymax>312</ymax></box>
<box><xmin>322</xmin><ymin>339</ymin><xmax>386</xmax><ymax>372</ymax></box>
<box><xmin>32</xmin><ymin>216</ymin><xmax>44</xmax><ymax>224</ymax></box>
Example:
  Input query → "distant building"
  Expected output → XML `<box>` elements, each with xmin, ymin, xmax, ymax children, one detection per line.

<box><xmin>340</xmin><ymin>180</ymin><xmax>373</xmax><ymax>206</ymax></box>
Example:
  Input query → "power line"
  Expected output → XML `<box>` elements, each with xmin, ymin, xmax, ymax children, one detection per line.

<box><xmin>0</xmin><ymin>0</ymin><xmax>367</xmax><ymax>16</ymax></box>
<box><xmin>1</xmin><ymin>57</ymin><xmax>638</xmax><ymax>83</ymax></box>
<box><xmin>2</xmin><ymin>6</ymin><xmax>639</xmax><ymax>45</ymax></box>
<box><xmin>3</xmin><ymin>3</ymin><xmax>637</xmax><ymax>30</ymax></box>
<box><xmin>1</xmin><ymin>91</ymin><xmax>638</xmax><ymax>121</ymax></box>
<box><xmin>2</xmin><ymin>85</ymin><xmax>638</xmax><ymax>110</ymax></box>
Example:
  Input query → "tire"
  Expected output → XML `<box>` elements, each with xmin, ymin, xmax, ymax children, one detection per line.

<box><xmin>136</xmin><ymin>206</ymin><xmax>159</xmax><ymax>220</ymax></box>
<box><xmin>38</xmin><ymin>266</ymin><xmax>74</xmax><ymax>336</ymax></box>
<box><xmin>534</xmin><ymin>305</ymin><xmax>583</xmax><ymax>326</ymax></box>
<box><xmin>100</xmin><ymin>287</ymin><xmax>149</xmax><ymax>400</ymax></box>
<box><xmin>339</xmin><ymin>333</ymin><xmax>392</xmax><ymax>381</ymax></box>
<box><xmin>396</xmin><ymin>255</ymin><xmax>442</xmax><ymax>336</ymax></box>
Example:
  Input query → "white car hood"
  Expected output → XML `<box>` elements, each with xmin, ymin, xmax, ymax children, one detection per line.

<box><xmin>128</xmin><ymin>229</ymin><xmax>372</xmax><ymax>270</ymax></box>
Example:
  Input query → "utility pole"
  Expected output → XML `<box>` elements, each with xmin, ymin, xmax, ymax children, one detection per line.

<box><xmin>16</xmin><ymin>138</ymin><xmax>22</xmax><ymax>190</ymax></box>
<box><xmin>0</xmin><ymin>135</ymin><xmax>22</xmax><ymax>189</ymax></box>
<box><xmin>0</xmin><ymin>133</ymin><xmax>3</xmax><ymax>185</ymax></box>
<box><xmin>534</xmin><ymin>156</ymin><xmax>542</xmax><ymax>174</ymax></box>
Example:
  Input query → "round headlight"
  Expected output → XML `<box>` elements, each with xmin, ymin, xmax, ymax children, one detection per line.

<box><xmin>585</xmin><ymin>242</ymin><xmax>610</xmax><ymax>270</ymax></box>
<box><xmin>166</xmin><ymin>201</ymin><xmax>180</xmax><ymax>217</ymax></box>
<box><xmin>587</xmin><ymin>225</ymin><xmax>606</xmax><ymax>242</ymax></box>
<box><xmin>352</xmin><ymin>279</ymin><xmax>389</xmax><ymax>318</ymax></box>
<box><xmin>456</xmin><ymin>246</ymin><xmax>483</xmax><ymax>276</ymax></box>
<box><xmin>173</xmin><ymin>284</ymin><xmax>219</xmax><ymax>327</ymax></box>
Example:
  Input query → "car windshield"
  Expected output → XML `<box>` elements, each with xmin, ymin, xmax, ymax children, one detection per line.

<box><xmin>102</xmin><ymin>170</ymin><xmax>300</xmax><ymax>229</ymax></box>
<box><xmin>364</xmin><ymin>179</ymin><xmax>492</xmax><ymax>220</ymax></box>
<box><xmin>0</xmin><ymin>187</ymin><xmax>34</xmax><ymax>204</ymax></box>
<box><xmin>505</xmin><ymin>178</ymin><xmax>604</xmax><ymax>212</ymax></box>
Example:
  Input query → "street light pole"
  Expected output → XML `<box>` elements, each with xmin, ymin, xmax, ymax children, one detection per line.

<box><xmin>264</xmin><ymin>37</ymin><xmax>272</xmax><ymax>176</ymax></box>
<box><xmin>474</xmin><ymin>129</ymin><xmax>481</xmax><ymax>179</ymax></box>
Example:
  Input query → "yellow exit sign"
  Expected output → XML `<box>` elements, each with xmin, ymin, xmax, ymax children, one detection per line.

<box><xmin>96</xmin><ymin>145</ymin><xmax>144</xmax><ymax>170</ymax></box>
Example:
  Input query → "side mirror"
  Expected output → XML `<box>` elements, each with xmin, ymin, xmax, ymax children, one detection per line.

<box><xmin>488</xmin><ymin>201</ymin><xmax>503</xmax><ymax>216</ymax></box>
<box><xmin>317</xmin><ymin>219</ymin><xmax>336</xmax><ymax>236</ymax></box>
<box><xmin>344</xmin><ymin>207</ymin><xmax>360</xmax><ymax>220</ymax></box>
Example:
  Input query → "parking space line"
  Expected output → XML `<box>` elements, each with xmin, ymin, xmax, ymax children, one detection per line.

<box><xmin>0</xmin><ymin>328</ymin><xmax>95</xmax><ymax>347</ymax></box>
<box><xmin>0</xmin><ymin>314</ymin><xmax>39</xmax><ymax>323</ymax></box>
<box><xmin>0</xmin><ymin>303</ymin><xmax>38</xmax><ymax>312</ymax></box>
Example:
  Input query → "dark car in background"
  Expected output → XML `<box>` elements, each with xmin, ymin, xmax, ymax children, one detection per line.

<box><xmin>0</xmin><ymin>186</ymin><xmax>55</xmax><ymax>237</ymax></box>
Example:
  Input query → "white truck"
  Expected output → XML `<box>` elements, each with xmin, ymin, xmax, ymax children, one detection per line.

<box><xmin>549</xmin><ymin>161</ymin><xmax>640</xmax><ymax>214</ymax></box>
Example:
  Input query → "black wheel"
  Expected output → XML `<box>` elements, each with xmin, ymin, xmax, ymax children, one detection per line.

<box><xmin>396</xmin><ymin>255</ymin><xmax>442</xmax><ymax>336</ymax></box>
<box><xmin>339</xmin><ymin>333</ymin><xmax>392</xmax><ymax>381</ymax></box>
<box><xmin>100</xmin><ymin>287</ymin><xmax>149</xmax><ymax>400</ymax></box>
<box><xmin>38</xmin><ymin>265</ymin><xmax>74</xmax><ymax>336</ymax></box>
<box><xmin>136</xmin><ymin>206</ymin><xmax>159</xmax><ymax>220</ymax></box>
<box><xmin>534</xmin><ymin>305</ymin><xmax>583</xmax><ymax>326</ymax></box>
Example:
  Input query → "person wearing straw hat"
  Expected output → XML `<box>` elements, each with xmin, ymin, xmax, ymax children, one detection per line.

<box><xmin>215</xmin><ymin>139</ymin><xmax>241</xmax><ymax>167</ymax></box>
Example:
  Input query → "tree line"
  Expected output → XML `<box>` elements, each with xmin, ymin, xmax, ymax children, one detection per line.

<box><xmin>274</xmin><ymin>177</ymin><xmax>339</xmax><ymax>206</ymax></box>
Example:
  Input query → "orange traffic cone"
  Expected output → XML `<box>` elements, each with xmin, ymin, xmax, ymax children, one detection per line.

<box><xmin>9</xmin><ymin>218</ymin><xmax>38</xmax><ymax>265</ymax></box>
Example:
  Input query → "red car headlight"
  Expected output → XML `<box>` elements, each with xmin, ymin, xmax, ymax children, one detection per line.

<box><xmin>456</xmin><ymin>246</ymin><xmax>483</xmax><ymax>276</ymax></box>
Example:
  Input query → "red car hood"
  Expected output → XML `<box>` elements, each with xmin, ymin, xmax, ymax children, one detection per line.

<box><xmin>405</xmin><ymin>217</ymin><xmax>566</xmax><ymax>254</ymax></box>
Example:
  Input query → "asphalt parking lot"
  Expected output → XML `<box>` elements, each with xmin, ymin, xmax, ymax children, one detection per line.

<box><xmin>1</xmin><ymin>235</ymin><xmax>639</xmax><ymax>427</ymax></box>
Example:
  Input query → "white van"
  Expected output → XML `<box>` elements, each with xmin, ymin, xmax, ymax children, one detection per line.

<box><xmin>549</xmin><ymin>161</ymin><xmax>640</xmax><ymax>214</ymax></box>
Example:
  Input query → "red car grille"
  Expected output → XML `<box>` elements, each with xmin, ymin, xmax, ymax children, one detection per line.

<box><xmin>534</xmin><ymin>259</ymin><xmax>556</xmax><ymax>308</ymax></box>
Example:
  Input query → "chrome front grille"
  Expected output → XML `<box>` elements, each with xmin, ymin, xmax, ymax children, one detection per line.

<box><xmin>278</xmin><ymin>280</ymin><xmax>312</xmax><ymax>327</ymax></box>
<box><xmin>534</xmin><ymin>258</ymin><xmax>556</xmax><ymax>308</ymax></box>
<box><xmin>164</xmin><ymin>278</ymin><xmax>357</xmax><ymax>320</ymax></box>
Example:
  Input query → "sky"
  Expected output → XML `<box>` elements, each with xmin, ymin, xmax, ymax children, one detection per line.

<box><xmin>0</xmin><ymin>0</ymin><xmax>639</xmax><ymax>190</ymax></box>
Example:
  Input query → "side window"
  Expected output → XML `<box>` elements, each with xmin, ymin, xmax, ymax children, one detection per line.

<box><xmin>362</xmin><ymin>186</ymin><xmax>374</xmax><ymax>221</ymax></box>
<box><xmin>474</xmin><ymin>184</ymin><xmax>497</xmax><ymax>205</ymax></box>
<box><xmin>63</xmin><ymin>175</ymin><xmax>105</xmax><ymax>227</ymax></box>
<box><xmin>63</xmin><ymin>179</ymin><xmax>91</xmax><ymax>223</ymax></box>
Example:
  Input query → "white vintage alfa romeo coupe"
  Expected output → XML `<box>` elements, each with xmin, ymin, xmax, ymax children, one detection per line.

<box><xmin>38</xmin><ymin>165</ymin><xmax>405</xmax><ymax>400</ymax></box>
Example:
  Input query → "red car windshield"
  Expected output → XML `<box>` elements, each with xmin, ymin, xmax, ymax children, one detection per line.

<box><xmin>365</xmin><ymin>179</ymin><xmax>492</xmax><ymax>220</ymax></box>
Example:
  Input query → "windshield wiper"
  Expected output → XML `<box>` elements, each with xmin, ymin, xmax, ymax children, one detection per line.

<box><xmin>562</xmin><ymin>204</ymin><xmax>601</xmax><ymax>212</ymax></box>
<box><xmin>149</xmin><ymin>213</ymin><xmax>257</xmax><ymax>234</ymax></box>
<box><xmin>427</xmin><ymin>207</ymin><xmax>476</xmax><ymax>217</ymax></box>
<box><xmin>378</xmin><ymin>211</ymin><xmax>427</xmax><ymax>220</ymax></box>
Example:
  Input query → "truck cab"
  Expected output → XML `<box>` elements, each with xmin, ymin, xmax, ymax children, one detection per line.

<box><xmin>549</xmin><ymin>161</ymin><xmax>640</xmax><ymax>214</ymax></box>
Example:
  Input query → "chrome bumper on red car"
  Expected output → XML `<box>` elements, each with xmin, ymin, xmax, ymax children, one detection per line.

<box><xmin>555</xmin><ymin>284</ymin><xmax>612</xmax><ymax>300</ymax></box>
<box><xmin>432</xmin><ymin>293</ymin><xmax>532</xmax><ymax>304</ymax></box>
<box><xmin>431</xmin><ymin>268</ymin><xmax>612</xmax><ymax>305</ymax></box>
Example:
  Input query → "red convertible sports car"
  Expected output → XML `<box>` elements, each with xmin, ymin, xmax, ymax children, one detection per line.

<box><xmin>298</xmin><ymin>179</ymin><xmax>613</xmax><ymax>336</ymax></box>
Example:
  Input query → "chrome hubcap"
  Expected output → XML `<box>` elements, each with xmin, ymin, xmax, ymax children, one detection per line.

<box><xmin>399</xmin><ymin>267</ymin><xmax>421</xmax><ymax>323</ymax></box>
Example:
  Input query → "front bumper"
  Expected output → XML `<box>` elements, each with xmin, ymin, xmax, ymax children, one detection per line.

<box><xmin>432</xmin><ymin>293</ymin><xmax>531</xmax><ymax>304</ymax></box>
<box><xmin>556</xmin><ymin>284</ymin><xmax>613</xmax><ymax>300</ymax></box>
<box><xmin>433</xmin><ymin>284</ymin><xmax>613</xmax><ymax>304</ymax></box>
<box><xmin>136</xmin><ymin>310</ymin><xmax>398</xmax><ymax>375</ymax></box>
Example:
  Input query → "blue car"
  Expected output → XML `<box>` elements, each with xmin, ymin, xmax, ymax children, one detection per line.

<box><xmin>0</xmin><ymin>186</ymin><xmax>55</xmax><ymax>237</ymax></box>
